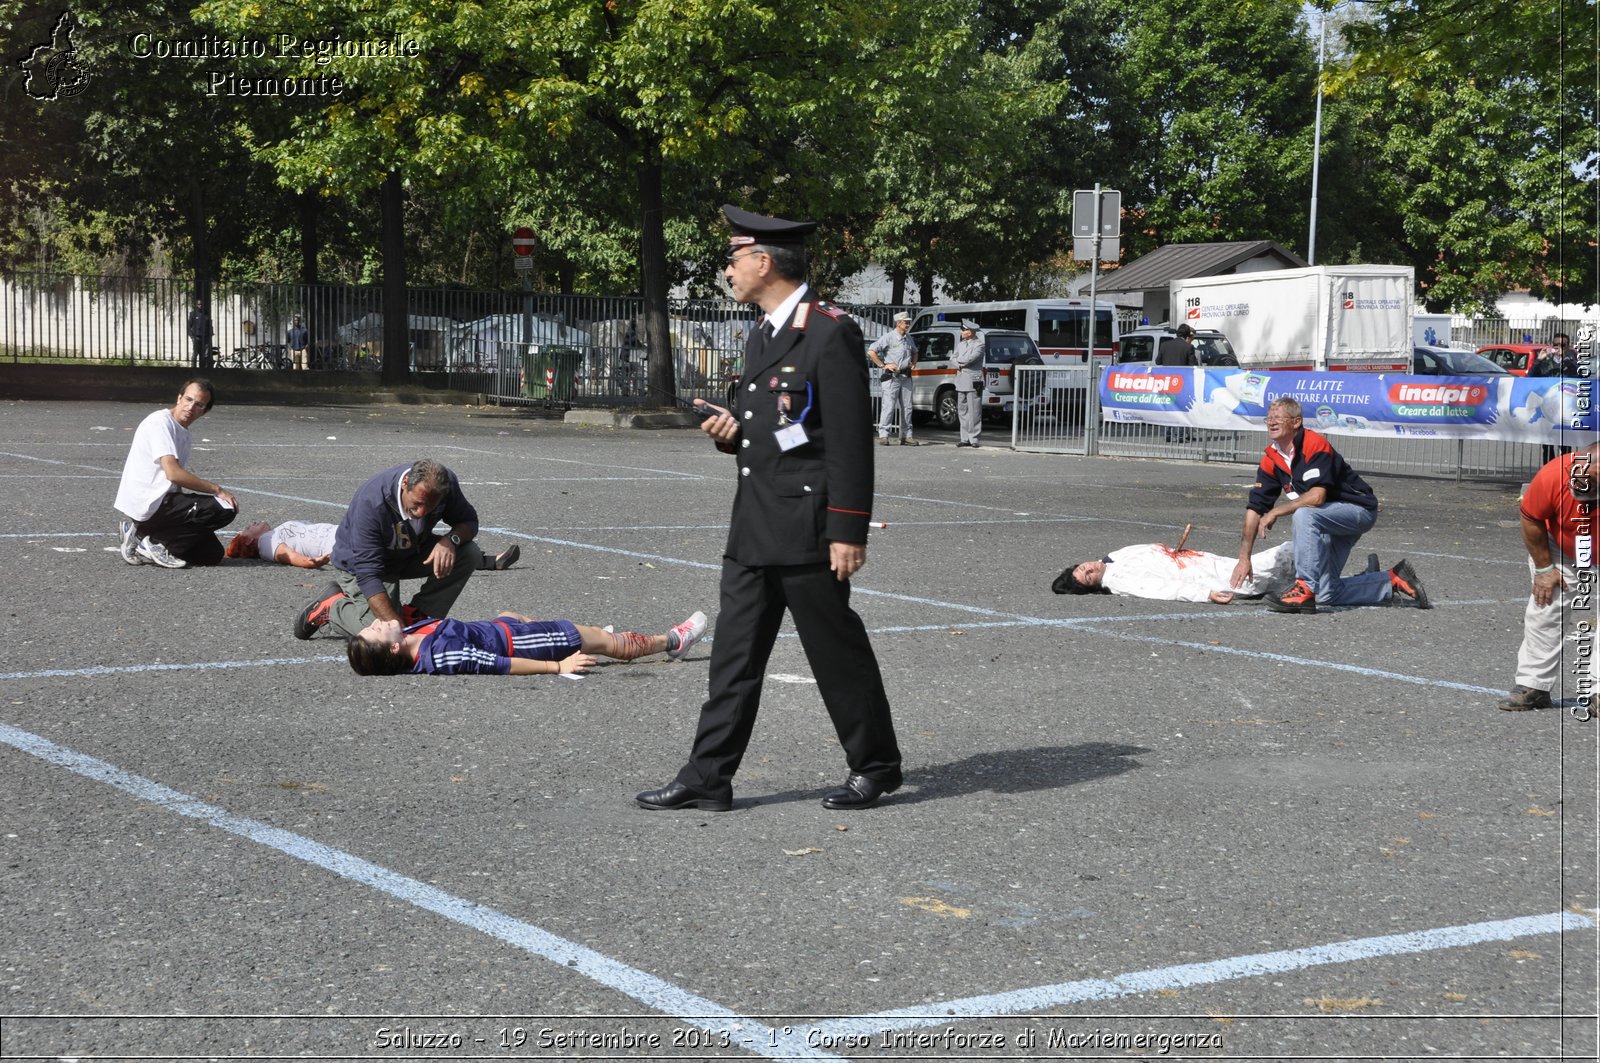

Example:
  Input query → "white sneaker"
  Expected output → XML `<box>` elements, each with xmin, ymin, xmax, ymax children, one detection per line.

<box><xmin>118</xmin><ymin>519</ymin><xmax>142</xmax><ymax>565</ymax></box>
<box><xmin>666</xmin><ymin>610</ymin><xmax>709</xmax><ymax>660</ymax></box>
<box><xmin>136</xmin><ymin>537</ymin><xmax>187</xmax><ymax>568</ymax></box>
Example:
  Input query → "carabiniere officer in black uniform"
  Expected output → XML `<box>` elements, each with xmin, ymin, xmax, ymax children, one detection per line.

<box><xmin>636</xmin><ymin>204</ymin><xmax>904</xmax><ymax>812</ymax></box>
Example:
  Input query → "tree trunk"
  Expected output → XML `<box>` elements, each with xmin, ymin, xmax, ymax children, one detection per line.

<box><xmin>380</xmin><ymin>170</ymin><xmax>409</xmax><ymax>386</ymax></box>
<box><xmin>917</xmin><ymin>227</ymin><xmax>934</xmax><ymax>306</ymax></box>
<box><xmin>297</xmin><ymin>192</ymin><xmax>319</xmax><ymax>285</ymax></box>
<box><xmin>188</xmin><ymin>179</ymin><xmax>212</xmax><ymax>370</ymax></box>
<box><xmin>297</xmin><ymin>191</ymin><xmax>322</xmax><ymax>358</ymax></box>
<box><xmin>890</xmin><ymin>267</ymin><xmax>906</xmax><ymax>306</ymax></box>
<box><xmin>637</xmin><ymin>156</ymin><xmax>675</xmax><ymax>408</ymax></box>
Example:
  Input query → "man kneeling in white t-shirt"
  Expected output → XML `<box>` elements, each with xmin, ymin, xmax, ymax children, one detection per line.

<box><xmin>112</xmin><ymin>379</ymin><xmax>238</xmax><ymax>569</ymax></box>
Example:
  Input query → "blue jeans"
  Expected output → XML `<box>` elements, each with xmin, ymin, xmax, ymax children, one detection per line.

<box><xmin>1291</xmin><ymin>502</ymin><xmax>1392</xmax><ymax>606</ymax></box>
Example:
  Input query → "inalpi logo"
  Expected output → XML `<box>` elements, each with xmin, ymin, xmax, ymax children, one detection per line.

<box><xmin>1390</xmin><ymin>383</ymin><xmax>1489</xmax><ymax>406</ymax></box>
<box><xmin>1109</xmin><ymin>373</ymin><xmax>1183</xmax><ymax>393</ymax></box>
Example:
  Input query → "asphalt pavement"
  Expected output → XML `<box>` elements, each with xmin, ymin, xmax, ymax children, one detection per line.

<box><xmin>0</xmin><ymin>398</ymin><xmax>1594</xmax><ymax>1061</ymax></box>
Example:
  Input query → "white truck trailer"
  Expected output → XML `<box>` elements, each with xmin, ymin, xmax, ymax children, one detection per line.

<box><xmin>1170</xmin><ymin>264</ymin><xmax>1414</xmax><ymax>372</ymax></box>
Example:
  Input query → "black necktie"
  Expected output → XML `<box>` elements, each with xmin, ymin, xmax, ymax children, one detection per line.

<box><xmin>760</xmin><ymin>320</ymin><xmax>774</xmax><ymax>352</ymax></box>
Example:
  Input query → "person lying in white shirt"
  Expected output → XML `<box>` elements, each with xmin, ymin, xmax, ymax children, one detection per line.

<box><xmin>1053</xmin><ymin>541</ymin><xmax>1299</xmax><ymax>604</ymax></box>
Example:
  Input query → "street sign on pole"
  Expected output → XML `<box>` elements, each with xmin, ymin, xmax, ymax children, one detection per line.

<box><xmin>1072</xmin><ymin>188</ymin><xmax>1121</xmax><ymax>261</ymax></box>
<box><xmin>1072</xmin><ymin>190</ymin><xmax>1096</xmax><ymax>240</ymax></box>
<box><xmin>514</xmin><ymin>226</ymin><xmax>538</xmax><ymax>343</ymax></box>
<box><xmin>1072</xmin><ymin>184</ymin><xmax>1122</xmax><ymax>357</ymax></box>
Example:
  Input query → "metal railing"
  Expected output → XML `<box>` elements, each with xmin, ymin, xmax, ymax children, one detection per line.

<box><xmin>1006</xmin><ymin>363</ymin><xmax>1553</xmax><ymax>482</ymax></box>
<box><xmin>2</xmin><ymin>272</ymin><xmax>921</xmax><ymax>406</ymax></box>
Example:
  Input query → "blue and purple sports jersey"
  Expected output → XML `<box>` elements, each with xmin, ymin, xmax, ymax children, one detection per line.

<box><xmin>408</xmin><ymin>617</ymin><xmax>582</xmax><ymax>675</ymax></box>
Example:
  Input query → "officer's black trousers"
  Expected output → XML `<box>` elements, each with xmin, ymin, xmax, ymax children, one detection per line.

<box><xmin>676</xmin><ymin>557</ymin><xmax>902</xmax><ymax>798</ymax></box>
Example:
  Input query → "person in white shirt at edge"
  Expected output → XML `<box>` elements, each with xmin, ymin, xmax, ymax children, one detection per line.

<box><xmin>113</xmin><ymin>378</ymin><xmax>238</xmax><ymax>569</ymax></box>
<box><xmin>868</xmin><ymin>310</ymin><xmax>920</xmax><ymax>445</ymax></box>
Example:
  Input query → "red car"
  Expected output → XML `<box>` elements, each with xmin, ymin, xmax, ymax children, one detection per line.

<box><xmin>1477</xmin><ymin>342</ymin><xmax>1552</xmax><ymax>376</ymax></box>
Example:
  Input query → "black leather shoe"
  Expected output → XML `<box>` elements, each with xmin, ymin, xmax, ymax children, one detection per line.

<box><xmin>482</xmin><ymin>544</ymin><xmax>521</xmax><ymax>571</ymax></box>
<box><xmin>635</xmin><ymin>781</ymin><xmax>732</xmax><ymax>812</ymax></box>
<box><xmin>821</xmin><ymin>772</ymin><xmax>901</xmax><ymax>810</ymax></box>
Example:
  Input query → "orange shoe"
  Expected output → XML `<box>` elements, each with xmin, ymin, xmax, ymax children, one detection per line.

<box><xmin>1266</xmin><ymin>578</ymin><xmax>1318</xmax><ymax>613</ymax></box>
<box><xmin>293</xmin><ymin>582</ymin><xmax>344</xmax><ymax>639</ymax></box>
<box><xmin>1390</xmin><ymin>560</ymin><xmax>1431</xmax><ymax>609</ymax></box>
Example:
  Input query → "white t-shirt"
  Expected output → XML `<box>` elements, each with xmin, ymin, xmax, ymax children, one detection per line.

<box><xmin>258</xmin><ymin>520</ymin><xmax>336</xmax><ymax>561</ymax></box>
<box><xmin>114</xmin><ymin>409</ymin><xmax>189</xmax><ymax>521</ymax></box>
<box><xmin>1101</xmin><ymin>542</ymin><xmax>1295</xmax><ymax>602</ymax></box>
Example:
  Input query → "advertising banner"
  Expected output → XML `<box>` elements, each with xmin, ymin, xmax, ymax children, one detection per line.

<box><xmin>1099</xmin><ymin>366</ymin><xmax>1596</xmax><ymax>443</ymax></box>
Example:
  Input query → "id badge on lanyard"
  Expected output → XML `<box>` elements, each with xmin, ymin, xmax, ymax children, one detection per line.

<box><xmin>774</xmin><ymin>379</ymin><xmax>813</xmax><ymax>451</ymax></box>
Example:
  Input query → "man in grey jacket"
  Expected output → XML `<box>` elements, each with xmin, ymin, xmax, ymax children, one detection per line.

<box><xmin>952</xmin><ymin>319</ymin><xmax>984</xmax><ymax>448</ymax></box>
<box><xmin>293</xmin><ymin>459</ymin><xmax>485</xmax><ymax>640</ymax></box>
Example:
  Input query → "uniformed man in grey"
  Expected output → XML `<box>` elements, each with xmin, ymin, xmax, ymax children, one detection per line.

<box><xmin>952</xmin><ymin>318</ymin><xmax>984</xmax><ymax>448</ymax></box>
<box><xmin>869</xmin><ymin>311</ymin><xmax>920</xmax><ymax>445</ymax></box>
<box><xmin>635</xmin><ymin>204</ymin><xmax>903</xmax><ymax>813</ymax></box>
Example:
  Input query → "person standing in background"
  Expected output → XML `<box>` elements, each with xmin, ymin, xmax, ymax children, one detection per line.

<box><xmin>869</xmin><ymin>311</ymin><xmax>920</xmax><ymax>445</ymax></box>
<box><xmin>952</xmin><ymin>319</ymin><xmax>984</xmax><ymax>448</ymax></box>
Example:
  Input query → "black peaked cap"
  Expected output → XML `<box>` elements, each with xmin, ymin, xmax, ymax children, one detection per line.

<box><xmin>722</xmin><ymin>203</ymin><xmax>817</xmax><ymax>246</ymax></box>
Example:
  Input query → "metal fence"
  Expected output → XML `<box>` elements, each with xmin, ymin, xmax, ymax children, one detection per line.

<box><xmin>0</xmin><ymin>271</ymin><xmax>917</xmax><ymax>407</ymax></box>
<box><xmin>1007</xmin><ymin>364</ymin><xmax>1557</xmax><ymax>482</ymax></box>
<box><xmin>0</xmin><ymin>270</ymin><xmax>1580</xmax><ymax>482</ymax></box>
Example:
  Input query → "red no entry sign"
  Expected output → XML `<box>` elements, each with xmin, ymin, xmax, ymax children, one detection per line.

<box><xmin>511</xmin><ymin>227</ymin><xmax>536</xmax><ymax>256</ymax></box>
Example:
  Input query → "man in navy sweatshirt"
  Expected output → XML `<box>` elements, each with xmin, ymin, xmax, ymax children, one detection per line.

<box><xmin>293</xmin><ymin>459</ymin><xmax>486</xmax><ymax>639</ymax></box>
<box><xmin>1230</xmin><ymin>397</ymin><xmax>1430</xmax><ymax>614</ymax></box>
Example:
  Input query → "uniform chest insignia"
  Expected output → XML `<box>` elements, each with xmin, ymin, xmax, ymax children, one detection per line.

<box><xmin>781</xmin><ymin>366</ymin><xmax>797</xmax><ymax>373</ymax></box>
<box><xmin>769</xmin><ymin>376</ymin><xmax>780</xmax><ymax>388</ymax></box>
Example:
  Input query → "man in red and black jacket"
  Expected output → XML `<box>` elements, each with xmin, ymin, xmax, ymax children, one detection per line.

<box><xmin>1230</xmin><ymin>397</ymin><xmax>1431</xmax><ymax>613</ymax></box>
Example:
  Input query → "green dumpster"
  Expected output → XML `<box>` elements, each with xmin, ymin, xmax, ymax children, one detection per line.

<box><xmin>519</xmin><ymin>345</ymin><xmax>581</xmax><ymax>402</ymax></box>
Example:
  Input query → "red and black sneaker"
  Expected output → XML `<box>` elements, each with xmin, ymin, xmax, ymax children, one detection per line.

<box><xmin>1390</xmin><ymin>559</ymin><xmax>1431</xmax><ymax>609</ymax></box>
<box><xmin>293</xmin><ymin>581</ymin><xmax>344</xmax><ymax>640</ymax></box>
<box><xmin>1266</xmin><ymin>578</ymin><xmax>1318</xmax><ymax>613</ymax></box>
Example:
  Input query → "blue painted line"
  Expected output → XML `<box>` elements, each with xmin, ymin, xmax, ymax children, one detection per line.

<box><xmin>809</xmin><ymin>910</ymin><xmax>1596</xmax><ymax>1040</ymax></box>
<box><xmin>0</xmin><ymin>722</ymin><xmax>847</xmax><ymax>1063</ymax></box>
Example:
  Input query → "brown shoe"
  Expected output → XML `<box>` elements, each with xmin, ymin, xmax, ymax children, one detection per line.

<box><xmin>900</xmin><ymin>438</ymin><xmax>922</xmax><ymax>446</ymax></box>
<box><xmin>1500</xmin><ymin>685</ymin><xmax>1552</xmax><ymax>712</ymax></box>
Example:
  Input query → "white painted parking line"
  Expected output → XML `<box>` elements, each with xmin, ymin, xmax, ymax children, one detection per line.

<box><xmin>809</xmin><ymin>910</ymin><xmax>1596</xmax><ymax>1041</ymax></box>
<box><xmin>3</xmin><ymin>717</ymin><xmax>1588</xmax><ymax>1057</ymax></box>
<box><xmin>0</xmin><ymin>656</ymin><xmax>346</xmax><ymax>682</ymax></box>
<box><xmin>0</xmin><ymin>518</ymin><xmax>1511</xmax><ymax>695</ymax></box>
<box><xmin>0</xmin><ymin>723</ymin><xmax>848</xmax><ymax>1063</ymax></box>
